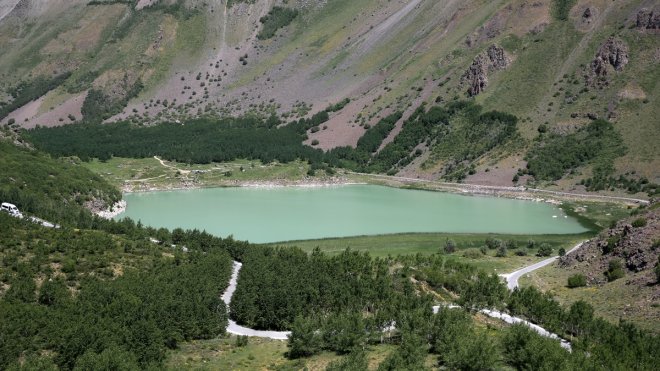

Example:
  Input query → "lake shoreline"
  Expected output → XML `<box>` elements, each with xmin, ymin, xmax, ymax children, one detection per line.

<box><xmin>116</xmin><ymin>184</ymin><xmax>591</xmax><ymax>242</ymax></box>
<box><xmin>117</xmin><ymin>172</ymin><xmax>647</xmax><ymax>207</ymax></box>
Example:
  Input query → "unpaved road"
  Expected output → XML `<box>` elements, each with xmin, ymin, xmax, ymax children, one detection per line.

<box><xmin>221</xmin><ymin>246</ymin><xmax>585</xmax><ymax>349</ymax></box>
<box><xmin>221</xmin><ymin>261</ymin><xmax>291</xmax><ymax>340</ymax></box>
<box><xmin>351</xmin><ymin>172</ymin><xmax>649</xmax><ymax>205</ymax></box>
<box><xmin>431</xmin><ymin>305</ymin><xmax>571</xmax><ymax>350</ymax></box>
<box><xmin>0</xmin><ymin>0</ymin><xmax>20</xmax><ymax>23</ymax></box>
<box><xmin>501</xmin><ymin>241</ymin><xmax>585</xmax><ymax>290</ymax></box>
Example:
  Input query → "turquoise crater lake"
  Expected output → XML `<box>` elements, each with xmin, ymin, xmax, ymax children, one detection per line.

<box><xmin>117</xmin><ymin>185</ymin><xmax>588</xmax><ymax>243</ymax></box>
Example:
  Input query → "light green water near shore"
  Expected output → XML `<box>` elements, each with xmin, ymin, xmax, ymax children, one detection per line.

<box><xmin>117</xmin><ymin>185</ymin><xmax>588</xmax><ymax>243</ymax></box>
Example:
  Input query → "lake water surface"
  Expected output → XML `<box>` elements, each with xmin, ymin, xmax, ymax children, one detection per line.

<box><xmin>117</xmin><ymin>185</ymin><xmax>588</xmax><ymax>243</ymax></box>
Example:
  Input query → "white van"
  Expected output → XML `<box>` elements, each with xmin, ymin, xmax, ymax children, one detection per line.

<box><xmin>1</xmin><ymin>202</ymin><xmax>23</xmax><ymax>218</ymax></box>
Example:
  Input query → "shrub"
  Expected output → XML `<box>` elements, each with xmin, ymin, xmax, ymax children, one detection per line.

<box><xmin>485</xmin><ymin>237</ymin><xmax>502</xmax><ymax>250</ymax></box>
<box><xmin>537</xmin><ymin>243</ymin><xmax>553</xmax><ymax>257</ymax></box>
<box><xmin>558</xmin><ymin>247</ymin><xmax>566</xmax><ymax>256</ymax></box>
<box><xmin>603</xmin><ymin>236</ymin><xmax>620</xmax><ymax>254</ymax></box>
<box><xmin>605</xmin><ymin>260</ymin><xmax>625</xmax><ymax>282</ymax></box>
<box><xmin>444</xmin><ymin>239</ymin><xmax>456</xmax><ymax>254</ymax></box>
<box><xmin>527</xmin><ymin>240</ymin><xmax>536</xmax><ymax>249</ymax></box>
<box><xmin>496</xmin><ymin>245</ymin><xmax>507</xmax><ymax>257</ymax></box>
<box><xmin>257</xmin><ymin>6</ymin><xmax>299</xmax><ymax>40</ymax></box>
<box><xmin>235</xmin><ymin>335</ymin><xmax>249</xmax><ymax>347</ymax></box>
<box><xmin>552</xmin><ymin>0</ymin><xmax>577</xmax><ymax>21</ymax></box>
<box><xmin>463</xmin><ymin>249</ymin><xmax>482</xmax><ymax>259</ymax></box>
<box><xmin>567</xmin><ymin>274</ymin><xmax>587</xmax><ymax>288</ymax></box>
<box><xmin>515</xmin><ymin>250</ymin><xmax>527</xmax><ymax>256</ymax></box>
<box><xmin>525</xmin><ymin>119</ymin><xmax>624</xmax><ymax>182</ymax></box>
<box><xmin>631</xmin><ymin>218</ymin><xmax>647</xmax><ymax>228</ymax></box>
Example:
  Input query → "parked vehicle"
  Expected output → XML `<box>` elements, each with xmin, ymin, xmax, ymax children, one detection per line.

<box><xmin>1</xmin><ymin>202</ymin><xmax>23</xmax><ymax>218</ymax></box>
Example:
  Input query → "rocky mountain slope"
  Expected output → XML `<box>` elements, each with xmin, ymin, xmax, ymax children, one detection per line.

<box><xmin>0</xmin><ymin>0</ymin><xmax>658</xmax><ymax>192</ymax></box>
<box><xmin>554</xmin><ymin>202</ymin><xmax>659</xmax><ymax>330</ymax></box>
<box><xmin>561</xmin><ymin>202</ymin><xmax>659</xmax><ymax>284</ymax></box>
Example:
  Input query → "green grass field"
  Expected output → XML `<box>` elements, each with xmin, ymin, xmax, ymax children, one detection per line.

<box><xmin>83</xmin><ymin>157</ymin><xmax>314</xmax><ymax>191</ymax></box>
<box><xmin>166</xmin><ymin>336</ymin><xmax>403</xmax><ymax>371</ymax></box>
<box><xmin>272</xmin><ymin>232</ymin><xmax>591</xmax><ymax>274</ymax></box>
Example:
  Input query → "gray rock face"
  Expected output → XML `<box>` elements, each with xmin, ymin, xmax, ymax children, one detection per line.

<box><xmin>596</xmin><ymin>37</ymin><xmax>629</xmax><ymax>72</ymax></box>
<box><xmin>464</xmin><ymin>56</ymin><xmax>489</xmax><ymax>96</ymax></box>
<box><xmin>486</xmin><ymin>44</ymin><xmax>509</xmax><ymax>70</ymax></box>
<box><xmin>636</xmin><ymin>8</ymin><xmax>660</xmax><ymax>30</ymax></box>
<box><xmin>462</xmin><ymin>45</ymin><xmax>510</xmax><ymax>96</ymax></box>
<box><xmin>586</xmin><ymin>37</ymin><xmax>629</xmax><ymax>87</ymax></box>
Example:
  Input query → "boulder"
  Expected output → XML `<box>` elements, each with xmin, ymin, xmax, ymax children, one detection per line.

<box><xmin>464</xmin><ymin>57</ymin><xmax>489</xmax><ymax>96</ymax></box>
<box><xmin>462</xmin><ymin>45</ymin><xmax>510</xmax><ymax>96</ymax></box>
<box><xmin>597</xmin><ymin>37</ymin><xmax>629</xmax><ymax>72</ymax></box>
<box><xmin>636</xmin><ymin>8</ymin><xmax>660</xmax><ymax>30</ymax></box>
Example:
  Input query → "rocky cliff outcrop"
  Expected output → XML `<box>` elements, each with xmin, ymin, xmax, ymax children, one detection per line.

<box><xmin>636</xmin><ymin>8</ymin><xmax>660</xmax><ymax>30</ymax></box>
<box><xmin>560</xmin><ymin>203</ymin><xmax>659</xmax><ymax>285</ymax></box>
<box><xmin>586</xmin><ymin>37</ymin><xmax>629</xmax><ymax>87</ymax></box>
<box><xmin>462</xmin><ymin>45</ymin><xmax>510</xmax><ymax>96</ymax></box>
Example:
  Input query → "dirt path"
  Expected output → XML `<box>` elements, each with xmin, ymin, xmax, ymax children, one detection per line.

<box><xmin>154</xmin><ymin>156</ymin><xmax>190</xmax><ymax>175</ymax></box>
<box><xmin>0</xmin><ymin>0</ymin><xmax>20</xmax><ymax>23</ymax></box>
<box><xmin>352</xmin><ymin>172</ymin><xmax>650</xmax><ymax>204</ymax></box>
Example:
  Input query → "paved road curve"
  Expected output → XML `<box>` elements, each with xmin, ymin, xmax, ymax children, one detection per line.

<box><xmin>501</xmin><ymin>242</ymin><xmax>584</xmax><ymax>290</ymax></box>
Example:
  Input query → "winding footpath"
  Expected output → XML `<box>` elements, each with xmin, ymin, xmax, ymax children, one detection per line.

<box><xmin>221</xmin><ymin>241</ymin><xmax>587</xmax><ymax>349</ymax></box>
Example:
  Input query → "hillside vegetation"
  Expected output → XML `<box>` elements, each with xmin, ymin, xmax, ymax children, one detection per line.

<box><xmin>0</xmin><ymin>0</ymin><xmax>656</xmax><ymax>195</ymax></box>
<box><xmin>0</xmin><ymin>138</ymin><xmax>120</xmax><ymax>224</ymax></box>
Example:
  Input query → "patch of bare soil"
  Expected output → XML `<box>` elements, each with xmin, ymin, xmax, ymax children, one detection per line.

<box><xmin>304</xmin><ymin>74</ymin><xmax>390</xmax><ymax>150</ymax></box>
<box><xmin>618</xmin><ymin>82</ymin><xmax>647</xmax><ymax>100</ymax></box>
<box><xmin>465</xmin><ymin>155</ymin><xmax>526</xmax><ymax>187</ymax></box>
<box><xmin>0</xmin><ymin>95</ymin><xmax>43</xmax><ymax>126</ymax></box>
<box><xmin>136</xmin><ymin>0</ymin><xmax>159</xmax><ymax>10</ymax></box>
<box><xmin>26</xmin><ymin>90</ymin><xmax>87</xmax><ymax>128</ymax></box>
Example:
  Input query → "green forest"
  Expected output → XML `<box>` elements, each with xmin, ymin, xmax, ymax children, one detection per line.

<box><xmin>0</xmin><ymin>142</ymin><xmax>120</xmax><ymax>225</ymax></box>
<box><xmin>26</xmin><ymin>101</ymin><xmax>522</xmax><ymax>183</ymax></box>
<box><xmin>229</xmin><ymin>244</ymin><xmax>659</xmax><ymax>369</ymax></box>
<box><xmin>258</xmin><ymin>6</ymin><xmax>299</xmax><ymax>40</ymax></box>
<box><xmin>0</xmin><ymin>137</ymin><xmax>658</xmax><ymax>369</ymax></box>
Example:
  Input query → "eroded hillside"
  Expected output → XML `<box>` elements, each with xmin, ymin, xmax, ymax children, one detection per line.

<box><xmin>0</xmin><ymin>0</ymin><xmax>658</xmax><ymax>193</ymax></box>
